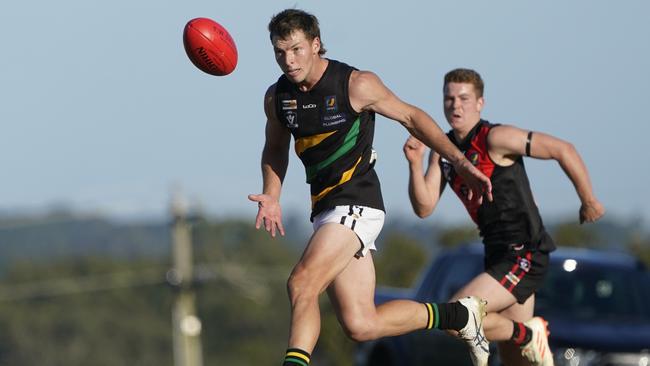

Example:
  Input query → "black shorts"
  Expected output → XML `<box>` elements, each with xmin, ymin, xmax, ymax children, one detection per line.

<box><xmin>485</xmin><ymin>244</ymin><xmax>550</xmax><ymax>304</ymax></box>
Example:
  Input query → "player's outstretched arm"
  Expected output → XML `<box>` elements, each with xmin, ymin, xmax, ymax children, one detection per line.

<box><xmin>248</xmin><ymin>85</ymin><xmax>291</xmax><ymax>237</ymax></box>
<box><xmin>349</xmin><ymin>70</ymin><xmax>492</xmax><ymax>204</ymax></box>
<box><xmin>488</xmin><ymin>124</ymin><xmax>605</xmax><ymax>223</ymax></box>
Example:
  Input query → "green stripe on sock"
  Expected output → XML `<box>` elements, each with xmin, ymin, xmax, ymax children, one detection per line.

<box><xmin>432</xmin><ymin>303</ymin><xmax>440</xmax><ymax>329</ymax></box>
<box><xmin>284</xmin><ymin>357</ymin><xmax>308</xmax><ymax>366</ymax></box>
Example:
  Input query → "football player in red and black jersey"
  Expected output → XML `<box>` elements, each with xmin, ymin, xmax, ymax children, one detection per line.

<box><xmin>404</xmin><ymin>68</ymin><xmax>605</xmax><ymax>366</ymax></box>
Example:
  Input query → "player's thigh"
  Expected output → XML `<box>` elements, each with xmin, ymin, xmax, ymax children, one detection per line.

<box><xmin>291</xmin><ymin>223</ymin><xmax>361</xmax><ymax>292</ymax></box>
<box><xmin>450</xmin><ymin>272</ymin><xmax>518</xmax><ymax>313</ymax></box>
<box><xmin>326</xmin><ymin>251</ymin><xmax>377</xmax><ymax>324</ymax></box>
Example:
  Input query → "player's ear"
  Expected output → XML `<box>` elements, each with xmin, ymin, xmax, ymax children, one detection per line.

<box><xmin>312</xmin><ymin>37</ymin><xmax>321</xmax><ymax>55</ymax></box>
<box><xmin>477</xmin><ymin>96</ymin><xmax>485</xmax><ymax>112</ymax></box>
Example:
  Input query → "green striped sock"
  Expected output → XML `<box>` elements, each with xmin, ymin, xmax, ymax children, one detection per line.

<box><xmin>283</xmin><ymin>348</ymin><xmax>310</xmax><ymax>366</ymax></box>
<box><xmin>424</xmin><ymin>302</ymin><xmax>440</xmax><ymax>329</ymax></box>
<box><xmin>425</xmin><ymin>302</ymin><xmax>467</xmax><ymax>331</ymax></box>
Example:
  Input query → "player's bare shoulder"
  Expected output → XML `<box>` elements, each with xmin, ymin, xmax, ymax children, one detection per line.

<box><xmin>489</xmin><ymin>124</ymin><xmax>528</xmax><ymax>143</ymax></box>
<box><xmin>348</xmin><ymin>70</ymin><xmax>388</xmax><ymax>113</ymax></box>
<box><xmin>349</xmin><ymin>70</ymin><xmax>382</xmax><ymax>95</ymax></box>
<box><xmin>487</xmin><ymin>124</ymin><xmax>529</xmax><ymax>163</ymax></box>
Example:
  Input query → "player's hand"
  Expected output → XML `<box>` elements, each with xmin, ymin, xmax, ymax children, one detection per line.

<box><xmin>248</xmin><ymin>193</ymin><xmax>285</xmax><ymax>237</ymax></box>
<box><xmin>579</xmin><ymin>199</ymin><xmax>605</xmax><ymax>224</ymax></box>
<box><xmin>453</xmin><ymin>159</ymin><xmax>493</xmax><ymax>204</ymax></box>
<box><xmin>403</xmin><ymin>136</ymin><xmax>427</xmax><ymax>164</ymax></box>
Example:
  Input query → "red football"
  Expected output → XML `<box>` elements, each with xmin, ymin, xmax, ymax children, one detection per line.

<box><xmin>183</xmin><ymin>18</ymin><xmax>238</xmax><ymax>76</ymax></box>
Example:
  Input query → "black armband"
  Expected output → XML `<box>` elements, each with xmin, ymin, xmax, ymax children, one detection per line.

<box><xmin>525</xmin><ymin>131</ymin><xmax>533</xmax><ymax>157</ymax></box>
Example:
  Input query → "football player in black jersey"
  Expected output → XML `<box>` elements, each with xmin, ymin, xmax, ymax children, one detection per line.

<box><xmin>249</xmin><ymin>9</ymin><xmax>495</xmax><ymax>366</ymax></box>
<box><xmin>404</xmin><ymin>68</ymin><xmax>605</xmax><ymax>366</ymax></box>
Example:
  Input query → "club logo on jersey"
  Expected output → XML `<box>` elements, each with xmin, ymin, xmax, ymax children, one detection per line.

<box><xmin>467</xmin><ymin>151</ymin><xmax>480</xmax><ymax>166</ymax></box>
<box><xmin>324</xmin><ymin>95</ymin><xmax>338</xmax><ymax>112</ymax></box>
<box><xmin>284</xmin><ymin>111</ymin><xmax>298</xmax><ymax>128</ymax></box>
<box><xmin>282</xmin><ymin>99</ymin><xmax>297</xmax><ymax>110</ymax></box>
<box><xmin>519</xmin><ymin>257</ymin><xmax>531</xmax><ymax>272</ymax></box>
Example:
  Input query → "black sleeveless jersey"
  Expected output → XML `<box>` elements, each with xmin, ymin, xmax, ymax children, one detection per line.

<box><xmin>274</xmin><ymin>59</ymin><xmax>384</xmax><ymax>220</ymax></box>
<box><xmin>439</xmin><ymin>120</ymin><xmax>555</xmax><ymax>252</ymax></box>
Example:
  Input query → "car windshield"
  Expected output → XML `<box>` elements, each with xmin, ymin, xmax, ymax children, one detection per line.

<box><xmin>535</xmin><ymin>260</ymin><xmax>650</xmax><ymax>321</ymax></box>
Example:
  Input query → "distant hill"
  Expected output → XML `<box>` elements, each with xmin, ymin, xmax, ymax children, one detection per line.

<box><xmin>0</xmin><ymin>211</ymin><xmax>169</xmax><ymax>270</ymax></box>
<box><xmin>0</xmin><ymin>209</ymin><xmax>645</xmax><ymax>271</ymax></box>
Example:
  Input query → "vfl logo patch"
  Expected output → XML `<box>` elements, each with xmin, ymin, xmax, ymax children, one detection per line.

<box><xmin>284</xmin><ymin>111</ymin><xmax>298</xmax><ymax>128</ymax></box>
<box><xmin>324</xmin><ymin>95</ymin><xmax>338</xmax><ymax>112</ymax></box>
<box><xmin>519</xmin><ymin>257</ymin><xmax>531</xmax><ymax>272</ymax></box>
<box><xmin>282</xmin><ymin>99</ymin><xmax>297</xmax><ymax>110</ymax></box>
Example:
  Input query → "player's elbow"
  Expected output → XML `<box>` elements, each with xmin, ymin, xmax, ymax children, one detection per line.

<box><xmin>399</xmin><ymin>106</ymin><xmax>426</xmax><ymax>131</ymax></box>
<box><xmin>555</xmin><ymin>140</ymin><xmax>578</xmax><ymax>162</ymax></box>
<box><xmin>413</xmin><ymin>204</ymin><xmax>434</xmax><ymax>218</ymax></box>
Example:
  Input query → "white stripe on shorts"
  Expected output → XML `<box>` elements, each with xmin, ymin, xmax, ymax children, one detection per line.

<box><xmin>312</xmin><ymin>205</ymin><xmax>385</xmax><ymax>257</ymax></box>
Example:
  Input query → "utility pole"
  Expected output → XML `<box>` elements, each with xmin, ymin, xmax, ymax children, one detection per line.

<box><xmin>169</xmin><ymin>194</ymin><xmax>204</xmax><ymax>366</ymax></box>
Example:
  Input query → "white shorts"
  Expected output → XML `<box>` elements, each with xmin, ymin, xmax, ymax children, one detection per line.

<box><xmin>312</xmin><ymin>205</ymin><xmax>385</xmax><ymax>257</ymax></box>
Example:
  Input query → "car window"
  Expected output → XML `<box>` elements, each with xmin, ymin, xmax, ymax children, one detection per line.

<box><xmin>417</xmin><ymin>253</ymin><xmax>483</xmax><ymax>302</ymax></box>
<box><xmin>536</xmin><ymin>262</ymin><xmax>650</xmax><ymax>321</ymax></box>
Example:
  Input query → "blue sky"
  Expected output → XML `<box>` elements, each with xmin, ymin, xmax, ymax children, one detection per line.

<box><xmin>1</xmin><ymin>1</ymin><xmax>649</xmax><ymax>228</ymax></box>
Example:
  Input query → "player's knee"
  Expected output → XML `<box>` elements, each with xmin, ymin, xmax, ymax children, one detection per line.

<box><xmin>286</xmin><ymin>269</ymin><xmax>319</xmax><ymax>304</ymax></box>
<box><xmin>340</xmin><ymin>315</ymin><xmax>378</xmax><ymax>342</ymax></box>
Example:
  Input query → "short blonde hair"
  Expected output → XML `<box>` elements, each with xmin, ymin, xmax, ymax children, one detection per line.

<box><xmin>444</xmin><ymin>68</ymin><xmax>484</xmax><ymax>97</ymax></box>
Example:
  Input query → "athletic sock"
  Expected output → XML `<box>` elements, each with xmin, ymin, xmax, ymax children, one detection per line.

<box><xmin>283</xmin><ymin>348</ymin><xmax>311</xmax><ymax>366</ymax></box>
<box><xmin>424</xmin><ymin>302</ymin><xmax>469</xmax><ymax>331</ymax></box>
<box><xmin>511</xmin><ymin>321</ymin><xmax>533</xmax><ymax>346</ymax></box>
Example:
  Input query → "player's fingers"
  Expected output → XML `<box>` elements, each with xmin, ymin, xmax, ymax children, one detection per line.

<box><xmin>480</xmin><ymin>176</ymin><xmax>493</xmax><ymax>202</ymax></box>
<box><xmin>248</xmin><ymin>194</ymin><xmax>262</xmax><ymax>202</ymax></box>
<box><xmin>405</xmin><ymin>136</ymin><xmax>420</xmax><ymax>148</ymax></box>
<box><xmin>485</xmin><ymin>187</ymin><xmax>493</xmax><ymax>202</ymax></box>
<box><xmin>277</xmin><ymin>221</ymin><xmax>285</xmax><ymax>236</ymax></box>
<box><xmin>264</xmin><ymin>217</ymin><xmax>272</xmax><ymax>233</ymax></box>
<box><xmin>254</xmin><ymin>211</ymin><xmax>264</xmax><ymax>229</ymax></box>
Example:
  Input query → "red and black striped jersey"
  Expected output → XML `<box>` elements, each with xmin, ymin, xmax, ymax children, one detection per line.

<box><xmin>440</xmin><ymin>120</ymin><xmax>555</xmax><ymax>251</ymax></box>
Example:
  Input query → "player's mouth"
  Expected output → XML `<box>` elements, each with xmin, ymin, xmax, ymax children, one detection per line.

<box><xmin>286</xmin><ymin>69</ymin><xmax>301</xmax><ymax>77</ymax></box>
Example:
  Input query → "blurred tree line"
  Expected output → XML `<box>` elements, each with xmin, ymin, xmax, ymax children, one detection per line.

<box><xmin>0</xmin><ymin>213</ymin><xmax>648</xmax><ymax>365</ymax></box>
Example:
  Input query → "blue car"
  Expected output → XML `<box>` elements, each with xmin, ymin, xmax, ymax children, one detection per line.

<box><xmin>355</xmin><ymin>243</ymin><xmax>650</xmax><ymax>366</ymax></box>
